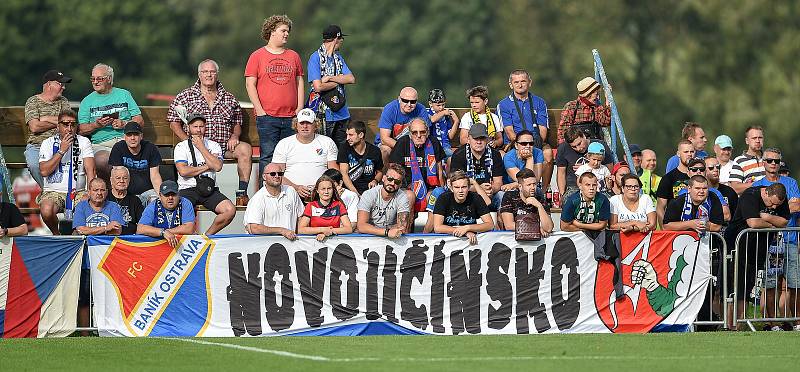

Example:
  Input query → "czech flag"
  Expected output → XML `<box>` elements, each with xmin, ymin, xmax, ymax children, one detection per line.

<box><xmin>0</xmin><ymin>236</ymin><xmax>84</xmax><ymax>338</ymax></box>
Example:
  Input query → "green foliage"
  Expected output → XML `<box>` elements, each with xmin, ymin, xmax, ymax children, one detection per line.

<box><xmin>1</xmin><ymin>0</ymin><xmax>798</xmax><ymax>173</ymax></box>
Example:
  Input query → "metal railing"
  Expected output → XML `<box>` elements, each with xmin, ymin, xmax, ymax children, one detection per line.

<box><xmin>692</xmin><ymin>232</ymin><xmax>730</xmax><ymax>330</ymax></box>
<box><xmin>733</xmin><ymin>227</ymin><xmax>800</xmax><ymax>331</ymax></box>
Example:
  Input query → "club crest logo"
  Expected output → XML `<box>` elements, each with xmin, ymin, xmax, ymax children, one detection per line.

<box><xmin>594</xmin><ymin>231</ymin><xmax>703</xmax><ymax>333</ymax></box>
<box><xmin>97</xmin><ymin>235</ymin><xmax>214</xmax><ymax>336</ymax></box>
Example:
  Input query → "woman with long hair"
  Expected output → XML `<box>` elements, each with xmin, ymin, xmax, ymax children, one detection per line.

<box><xmin>298</xmin><ymin>175</ymin><xmax>353</xmax><ymax>241</ymax></box>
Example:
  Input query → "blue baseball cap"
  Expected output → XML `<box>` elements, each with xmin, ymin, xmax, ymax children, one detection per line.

<box><xmin>587</xmin><ymin>142</ymin><xmax>605</xmax><ymax>155</ymax></box>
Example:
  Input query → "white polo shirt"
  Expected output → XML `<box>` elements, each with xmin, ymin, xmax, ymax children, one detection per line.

<box><xmin>243</xmin><ymin>185</ymin><xmax>304</xmax><ymax>232</ymax></box>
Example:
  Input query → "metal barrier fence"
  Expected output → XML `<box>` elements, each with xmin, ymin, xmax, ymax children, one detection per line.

<box><xmin>692</xmin><ymin>232</ymin><xmax>730</xmax><ymax>330</ymax></box>
<box><xmin>733</xmin><ymin>227</ymin><xmax>800</xmax><ymax>331</ymax></box>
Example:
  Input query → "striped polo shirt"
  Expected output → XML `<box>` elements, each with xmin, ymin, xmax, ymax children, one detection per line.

<box><xmin>728</xmin><ymin>152</ymin><xmax>765</xmax><ymax>183</ymax></box>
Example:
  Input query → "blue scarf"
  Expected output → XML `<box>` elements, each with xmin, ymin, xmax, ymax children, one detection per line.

<box><xmin>464</xmin><ymin>144</ymin><xmax>493</xmax><ymax>180</ymax></box>
<box><xmin>155</xmin><ymin>198</ymin><xmax>182</xmax><ymax>229</ymax></box>
<box><xmin>409</xmin><ymin>139</ymin><xmax>439</xmax><ymax>211</ymax></box>
<box><xmin>680</xmin><ymin>195</ymin><xmax>711</xmax><ymax>221</ymax></box>
<box><xmin>52</xmin><ymin>134</ymin><xmax>79</xmax><ymax>219</ymax></box>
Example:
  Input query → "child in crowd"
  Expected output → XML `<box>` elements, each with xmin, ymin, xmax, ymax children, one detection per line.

<box><xmin>297</xmin><ymin>175</ymin><xmax>354</xmax><ymax>241</ymax></box>
<box><xmin>426</xmin><ymin>89</ymin><xmax>459</xmax><ymax>158</ymax></box>
<box><xmin>575</xmin><ymin>142</ymin><xmax>611</xmax><ymax>192</ymax></box>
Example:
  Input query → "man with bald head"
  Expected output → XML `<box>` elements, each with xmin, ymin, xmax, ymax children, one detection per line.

<box><xmin>243</xmin><ymin>163</ymin><xmax>304</xmax><ymax>240</ymax></box>
<box><xmin>388</xmin><ymin>118</ymin><xmax>445</xmax><ymax>226</ymax></box>
<box><xmin>376</xmin><ymin>87</ymin><xmax>431</xmax><ymax>164</ymax></box>
<box><xmin>639</xmin><ymin>148</ymin><xmax>661</xmax><ymax>204</ymax></box>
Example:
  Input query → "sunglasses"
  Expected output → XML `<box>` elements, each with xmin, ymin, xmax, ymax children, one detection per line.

<box><xmin>706</xmin><ymin>164</ymin><xmax>721</xmax><ymax>170</ymax></box>
<box><xmin>267</xmin><ymin>171</ymin><xmax>285</xmax><ymax>177</ymax></box>
<box><xmin>688</xmin><ymin>167</ymin><xmax>706</xmax><ymax>172</ymax></box>
<box><xmin>763</xmin><ymin>158</ymin><xmax>781</xmax><ymax>164</ymax></box>
<box><xmin>410</xmin><ymin>130</ymin><xmax>427</xmax><ymax>136</ymax></box>
<box><xmin>517</xmin><ymin>141</ymin><xmax>534</xmax><ymax>146</ymax></box>
<box><xmin>385</xmin><ymin>176</ymin><xmax>401</xmax><ymax>184</ymax></box>
<box><xmin>59</xmin><ymin>120</ymin><xmax>78</xmax><ymax>126</ymax></box>
<box><xmin>400</xmin><ymin>98</ymin><xmax>417</xmax><ymax>105</ymax></box>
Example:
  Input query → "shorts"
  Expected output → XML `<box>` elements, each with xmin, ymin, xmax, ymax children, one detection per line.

<box><xmin>179</xmin><ymin>187</ymin><xmax>229</xmax><ymax>211</ymax></box>
<box><xmin>765</xmin><ymin>242</ymin><xmax>799</xmax><ymax>289</ymax></box>
<box><xmin>36</xmin><ymin>190</ymin><xmax>88</xmax><ymax>211</ymax></box>
<box><xmin>92</xmin><ymin>137</ymin><xmax>122</xmax><ymax>153</ymax></box>
<box><xmin>78</xmin><ymin>269</ymin><xmax>91</xmax><ymax>306</ymax></box>
<box><xmin>137</xmin><ymin>189</ymin><xmax>158</xmax><ymax>206</ymax></box>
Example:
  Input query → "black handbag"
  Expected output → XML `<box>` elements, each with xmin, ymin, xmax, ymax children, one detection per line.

<box><xmin>319</xmin><ymin>88</ymin><xmax>346</xmax><ymax>112</ymax></box>
<box><xmin>187</xmin><ymin>138</ymin><xmax>215</xmax><ymax>197</ymax></box>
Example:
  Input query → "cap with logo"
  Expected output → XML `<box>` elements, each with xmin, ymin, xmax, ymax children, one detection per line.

<box><xmin>587</xmin><ymin>141</ymin><xmax>605</xmax><ymax>155</ymax></box>
<box><xmin>322</xmin><ymin>25</ymin><xmax>347</xmax><ymax>39</ymax></box>
<box><xmin>42</xmin><ymin>70</ymin><xmax>72</xmax><ymax>84</ymax></box>
<box><xmin>428</xmin><ymin>89</ymin><xmax>446</xmax><ymax>104</ymax></box>
<box><xmin>186</xmin><ymin>113</ymin><xmax>206</xmax><ymax>124</ymax></box>
<box><xmin>297</xmin><ymin>108</ymin><xmax>317</xmax><ymax>123</ymax></box>
<box><xmin>123</xmin><ymin>122</ymin><xmax>142</xmax><ymax>134</ymax></box>
<box><xmin>468</xmin><ymin>123</ymin><xmax>489</xmax><ymax>139</ymax></box>
<box><xmin>714</xmin><ymin>135</ymin><xmax>733</xmax><ymax>149</ymax></box>
<box><xmin>159</xmin><ymin>180</ymin><xmax>179</xmax><ymax>195</ymax></box>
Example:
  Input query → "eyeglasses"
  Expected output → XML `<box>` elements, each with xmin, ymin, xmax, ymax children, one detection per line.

<box><xmin>763</xmin><ymin>158</ymin><xmax>781</xmax><ymax>164</ymax></box>
<box><xmin>688</xmin><ymin>167</ymin><xmax>706</xmax><ymax>172</ymax></box>
<box><xmin>52</xmin><ymin>81</ymin><xmax>65</xmax><ymax>89</ymax></box>
<box><xmin>517</xmin><ymin>141</ymin><xmax>534</xmax><ymax>146</ymax></box>
<box><xmin>385</xmin><ymin>176</ymin><xmax>401</xmax><ymax>184</ymax></box>
<box><xmin>400</xmin><ymin>98</ymin><xmax>417</xmax><ymax>105</ymax></box>
<box><xmin>623</xmin><ymin>184</ymin><xmax>641</xmax><ymax>190</ymax></box>
<box><xmin>706</xmin><ymin>164</ymin><xmax>721</xmax><ymax>170</ymax></box>
<box><xmin>90</xmin><ymin>76</ymin><xmax>108</xmax><ymax>82</ymax></box>
<box><xmin>199</xmin><ymin>70</ymin><xmax>218</xmax><ymax>75</ymax></box>
<box><xmin>59</xmin><ymin>120</ymin><xmax>78</xmax><ymax>126</ymax></box>
<box><xmin>410</xmin><ymin>130</ymin><xmax>427</xmax><ymax>136</ymax></box>
<box><xmin>267</xmin><ymin>171</ymin><xmax>285</xmax><ymax>177</ymax></box>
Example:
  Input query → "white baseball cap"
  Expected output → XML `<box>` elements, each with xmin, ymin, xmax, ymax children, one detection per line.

<box><xmin>297</xmin><ymin>108</ymin><xmax>316</xmax><ymax>123</ymax></box>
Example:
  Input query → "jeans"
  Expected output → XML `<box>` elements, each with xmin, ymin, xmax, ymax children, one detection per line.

<box><xmin>323</xmin><ymin>118</ymin><xmax>349</xmax><ymax>149</ymax></box>
<box><xmin>24</xmin><ymin>144</ymin><xmax>43</xmax><ymax>187</ymax></box>
<box><xmin>256</xmin><ymin>114</ymin><xmax>295</xmax><ymax>176</ymax></box>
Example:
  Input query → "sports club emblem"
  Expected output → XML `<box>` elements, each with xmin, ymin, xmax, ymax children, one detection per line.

<box><xmin>97</xmin><ymin>236</ymin><xmax>214</xmax><ymax>336</ymax></box>
<box><xmin>594</xmin><ymin>231</ymin><xmax>703</xmax><ymax>333</ymax></box>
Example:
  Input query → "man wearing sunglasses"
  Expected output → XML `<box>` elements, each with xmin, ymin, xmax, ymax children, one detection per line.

<box><xmin>25</xmin><ymin>70</ymin><xmax>72</xmax><ymax>187</ymax></box>
<box><xmin>752</xmin><ymin>148</ymin><xmax>800</xmax><ymax>213</ymax></box>
<box><xmin>376</xmin><ymin>87</ymin><xmax>430</xmax><ymax>164</ymax></box>
<box><xmin>78</xmin><ymin>63</ymin><xmax>144</xmax><ymax>181</ymax></box>
<box><xmin>502</xmin><ymin>130</ymin><xmax>544</xmax><ymax>190</ymax></box>
<box><xmin>357</xmin><ymin>163</ymin><xmax>411</xmax><ymax>238</ymax></box>
<box><xmin>678</xmin><ymin>158</ymin><xmax>730</xmax><ymax>221</ymax></box>
<box><xmin>243</xmin><ymin>163</ymin><xmax>304</xmax><ymax>240</ymax></box>
<box><xmin>705</xmin><ymin>156</ymin><xmax>738</xmax><ymax>216</ymax></box>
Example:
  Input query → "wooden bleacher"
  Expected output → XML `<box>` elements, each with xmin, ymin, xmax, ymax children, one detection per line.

<box><xmin>1</xmin><ymin>106</ymin><xmax>564</xmax><ymax>214</ymax></box>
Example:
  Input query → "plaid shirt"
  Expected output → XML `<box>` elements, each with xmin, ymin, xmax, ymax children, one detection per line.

<box><xmin>167</xmin><ymin>81</ymin><xmax>243</xmax><ymax>145</ymax></box>
<box><xmin>557</xmin><ymin>98</ymin><xmax>611</xmax><ymax>144</ymax></box>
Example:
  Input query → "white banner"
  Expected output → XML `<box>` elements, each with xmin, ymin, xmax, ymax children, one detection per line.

<box><xmin>87</xmin><ymin>231</ymin><xmax>710</xmax><ymax>336</ymax></box>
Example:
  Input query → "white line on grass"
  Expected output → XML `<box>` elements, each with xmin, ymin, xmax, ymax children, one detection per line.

<box><xmin>170</xmin><ymin>338</ymin><xmax>799</xmax><ymax>363</ymax></box>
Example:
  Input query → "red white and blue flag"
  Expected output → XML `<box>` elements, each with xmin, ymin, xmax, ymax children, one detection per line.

<box><xmin>0</xmin><ymin>236</ymin><xmax>84</xmax><ymax>338</ymax></box>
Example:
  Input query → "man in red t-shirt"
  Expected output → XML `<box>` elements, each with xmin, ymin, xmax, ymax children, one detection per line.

<box><xmin>245</xmin><ymin>14</ymin><xmax>305</xmax><ymax>178</ymax></box>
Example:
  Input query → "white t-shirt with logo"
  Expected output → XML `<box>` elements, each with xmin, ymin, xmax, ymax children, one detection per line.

<box><xmin>39</xmin><ymin>134</ymin><xmax>94</xmax><ymax>193</ymax></box>
<box><xmin>173</xmin><ymin>138</ymin><xmax>224</xmax><ymax>190</ymax></box>
<box><xmin>609</xmin><ymin>194</ymin><xmax>655</xmax><ymax>223</ymax></box>
<box><xmin>243</xmin><ymin>185</ymin><xmax>304</xmax><ymax>231</ymax></box>
<box><xmin>273</xmin><ymin>134</ymin><xmax>338</xmax><ymax>186</ymax></box>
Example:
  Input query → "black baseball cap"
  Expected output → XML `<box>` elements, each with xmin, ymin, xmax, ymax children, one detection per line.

<box><xmin>322</xmin><ymin>25</ymin><xmax>347</xmax><ymax>39</ymax></box>
<box><xmin>124</xmin><ymin>122</ymin><xmax>142</xmax><ymax>134</ymax></box>
<box><xmin>42</xmin><ymin>70</ymin><xmax>72</xmax><ymax>84</ymax></box>
<box><xmin>429</xmin><ymin>89</ymin><xmax>446</xmax><ymax>103</ymax></box>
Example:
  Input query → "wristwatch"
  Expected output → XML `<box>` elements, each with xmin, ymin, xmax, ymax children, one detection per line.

<box><xmin>159</xmin><ymin>228</ymin><xmax>165</xmax><ymax>238</ymax></box>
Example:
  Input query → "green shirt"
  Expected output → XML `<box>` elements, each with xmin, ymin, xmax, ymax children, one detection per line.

<box><xmin>24</xmin><ymin>95</ymin><xmax>70</xmax><ymax>145</ymax></box>
<box><xmin>78</xmin><ymin>87</ymin><xmax>141</xmax><ymax>144</ymax></box>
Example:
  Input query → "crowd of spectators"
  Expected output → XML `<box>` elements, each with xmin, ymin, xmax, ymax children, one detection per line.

<box><xmin>8</xmin><ymin>14</ymin><xmax>799</xmax><ymax>331</ymax></box>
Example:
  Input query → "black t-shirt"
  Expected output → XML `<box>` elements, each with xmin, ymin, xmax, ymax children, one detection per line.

<box><xmin>726</xmin><ymin>186</ymin><xmax>791</xmax><ymax>245</ymax></box>
<box><xmin>717</xmin><ymin>183</ymin><xmax>739</xmax><ymax>216</ymax></box>
<box><xmin>108</xmin><ymin>193</ymin><xmax>144</xmax><ymax>235</ymax></box>
<box><xmin>388</xmin><ymin>136</ymin><xmax>445</xmax><ymax>187</ymax></box>
<box><xmin>433</xmin><ymin>191</ymin><xmax>490</xmax><ymax>227</ymax></box>
<box><xmin>0</xmin><ymin>202</ymin><xmax>26</xmax><ymax>229</ymax></box>
<box><xmin>663</xmin><ymin>193</ymin><xmax>725</xmax><ymax>226</ymax></box>
<box><xmin>449</xmin><ymin>145</ymin><xmax>506</xmax><ymax>184</ymax></box>
<box><xmin>499</xmin><ymin>190</ymin><xmax>549</xmax><ymax>228</ymax></box>
<box><xmin>108</xmin><ymin>140</ymin><xmax>162</xmax><ymax>195</ymax></box>
<box><xmin>555</xmin><ymin>140</ymin><xmax>612</xmax><ymax>188</ymax></box>
<box><xmin>656</xmin><ymin>168</ymin><xmax>689</xmax><ymax>201</ymax></box>
<box><xmin>337</xmin><ymin>142</ymin><xmax>384</xmax><ymax>194</ymax></box>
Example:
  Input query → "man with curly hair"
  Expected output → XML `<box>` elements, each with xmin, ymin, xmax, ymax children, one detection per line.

<box><xmin>245</xmin><ymin>14</ymin><xmax>305</xmax><ymax>178</ymax></box>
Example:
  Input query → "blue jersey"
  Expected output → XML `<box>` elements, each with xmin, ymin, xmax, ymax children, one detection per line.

<box><xmin>426</xmin><ymin>107</ymin><xmax>453</xmax><ymax>150</ymax></box>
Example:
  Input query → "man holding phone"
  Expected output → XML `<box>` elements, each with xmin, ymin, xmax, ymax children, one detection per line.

<box><xmin>78</xmin><ymin>63</ymin><xmax>144</xmax><ymax>180</ymax></box>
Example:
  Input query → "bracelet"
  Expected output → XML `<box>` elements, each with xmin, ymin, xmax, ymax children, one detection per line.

<box><xmin>385</xmin><ymin>227</ymin><xmax>390</xmax><ymax>237</ymax></box>
<box><xmin>57</xmin><ymin>149</ymin><xmax>66</xmax><ymax>155</ymax></box>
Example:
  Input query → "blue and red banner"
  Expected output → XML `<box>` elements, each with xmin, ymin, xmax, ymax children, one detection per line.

<box><xmin>0</xmin><ymin>236</ymin><xmax>84</xmax><ymax>338</ymax></box>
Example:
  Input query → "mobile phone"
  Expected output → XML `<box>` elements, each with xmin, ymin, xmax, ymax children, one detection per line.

<box><xmin>102</xmin><ymin>112</ymin><xmax>120</xmax><ymax>119</ymax></box>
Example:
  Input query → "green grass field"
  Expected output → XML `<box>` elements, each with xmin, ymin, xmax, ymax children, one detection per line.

<box><xmin>2</xmin><ymin>333</ymin><xmax>798</xmax><ymax>371</ymax></box>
